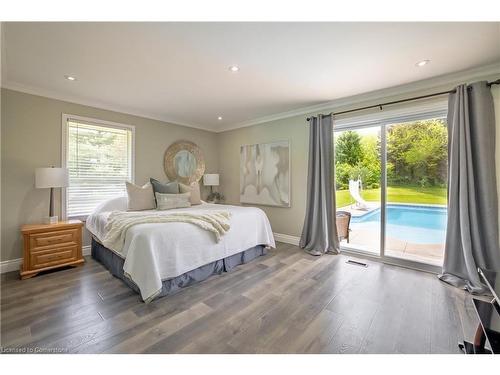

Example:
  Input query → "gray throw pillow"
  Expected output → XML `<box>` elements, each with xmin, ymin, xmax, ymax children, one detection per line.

<box><xmin>150</xmin><ymin>178</ymin><xmax>179</xmax><ymax>203</ymax></box>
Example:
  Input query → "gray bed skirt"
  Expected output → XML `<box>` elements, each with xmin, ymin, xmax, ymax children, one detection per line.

<box><xmin>91</xmin><ymin>238</ymin><xmax>267</xmax><ymax>302</ymax></box>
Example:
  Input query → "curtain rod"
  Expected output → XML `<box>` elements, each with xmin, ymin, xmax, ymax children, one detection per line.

<box><xmin>306</xmin><ymin>79</ymin><xmax>500</xmax><ymax>121</ymax></box>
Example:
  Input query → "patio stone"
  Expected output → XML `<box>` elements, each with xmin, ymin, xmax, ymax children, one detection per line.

<box><xmin>340</xmin><ymin>226</ymin><xmax>444</xmax><ymax>266</ymax></box>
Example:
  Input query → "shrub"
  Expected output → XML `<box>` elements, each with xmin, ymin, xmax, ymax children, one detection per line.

<box><xmin>348</xmin><ymin>164</ymin><xmax>369</xmax><ymax>183</ymax></box>
<box><xmin>418</xmin><ymin>177</ymin><xmax>430</xmax><ymax>187</ymax></box>
<box><xmin>335</xmin><ymin>163</ymin><xmax>352</xmax><ymax>190</ymax></box>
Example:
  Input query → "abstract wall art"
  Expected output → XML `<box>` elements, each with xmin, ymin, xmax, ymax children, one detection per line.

<box><xmin>240</xmin><ymin>140</ymin><xmax>290</xmax><ymax>207</ymax></box>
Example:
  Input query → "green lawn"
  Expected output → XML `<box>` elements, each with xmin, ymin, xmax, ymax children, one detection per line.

<box><xmin>336</xmin><ymin>185</ymin><xmax>447</xmax><ymax>208</ymax></box>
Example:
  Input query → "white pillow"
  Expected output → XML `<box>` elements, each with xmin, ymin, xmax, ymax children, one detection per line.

<box><xmin>125</xmin><ymin>181</ymin><xmax>156</xmax><ymax>211</ymax></box>
<box><xmin>93</xmin><ymin>196</ymin><xmax>128</xmax><ymax>213</ymax></box>
<box><xmin>179</xmin><ymin>181</ymin><xmax>202</xmax><ymax>205</ymax></box>
<box><xmin>156</xmin><ymin>192</ymin><xmax>191</xmax><ymax>210</ymax></box>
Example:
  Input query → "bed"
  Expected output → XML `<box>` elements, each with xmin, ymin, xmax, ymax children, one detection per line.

<box><xmin>86</xmin><ymin>197</ymin><xmax>275</xmax><ymax>302</ymax></box>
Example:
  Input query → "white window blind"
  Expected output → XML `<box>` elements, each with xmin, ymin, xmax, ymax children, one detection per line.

<box><xmin>65</xmin><ymin>118</ymin><xmax>133</xmax><ymax>217</ymax></box>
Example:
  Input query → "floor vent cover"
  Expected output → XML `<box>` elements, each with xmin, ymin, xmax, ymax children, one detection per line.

<box><xmin>346</xmin><ymin>259</ymin><xmax>368</xmax><ymax>267</ymax></box>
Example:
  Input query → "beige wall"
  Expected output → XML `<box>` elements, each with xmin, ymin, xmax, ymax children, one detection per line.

<box><xmin>218</xmin><ymin>116</ymin><xmax>309</xmax><ymax>237</ymax></box>
<box><xmin>1</xmin><ymin>75</ymin><xmax>499</xmax><ymax>263</ymax></box>
<box><xmin>1</xmin><ymin>88</ymin><xmax>218</xmax><ymax>261</ymax></box>
<box><xmin>218</xmin><ymin>75</ymin><xmax>500</xmax><ymax>240</ymax></box>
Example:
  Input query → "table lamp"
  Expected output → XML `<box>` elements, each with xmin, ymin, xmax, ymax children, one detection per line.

<box><xmin>35</xmin><ymin>167</ymin><xmax>69</xmax><ymax>224</ymax></box>
<box><xmin>203</xmin><ymin>173</ymin><xmax>219</xmax><ymax>194</ymax></box>
<box><xmin>203</xmin><ymin>174</ymin><xmax>224</xmax><ymax>203</ymax></box>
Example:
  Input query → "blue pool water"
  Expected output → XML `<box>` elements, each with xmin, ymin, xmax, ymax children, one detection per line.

<box><xmin>351</xmin><ymin>204</ymin><xmax>447</xmax><ymax>244</ymax></box>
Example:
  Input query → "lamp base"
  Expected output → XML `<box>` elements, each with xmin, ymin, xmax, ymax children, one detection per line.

<box><xmin>43</xmin><ymin>216</ymin><xmax>59</xmax><ymax>225</ymax></box>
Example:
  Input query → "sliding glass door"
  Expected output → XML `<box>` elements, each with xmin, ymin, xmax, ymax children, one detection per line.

<box><xmin>334</xmin><ymin>126</ymin><xmax>381</xmax><ymax>255</ymax></box>
<box><xmin>384</xmin><ymin>118</ymin><xmax>447</xmax><ymax>266</ymax></box>
<box><xmin>334</xmin><ymin>115</ymin><xmax>447</xmax><ymax>269</ymax></box>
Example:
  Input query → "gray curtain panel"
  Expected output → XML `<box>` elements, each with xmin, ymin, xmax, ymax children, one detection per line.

<box><xmin>439</xmin><ymin>81</ymin><xmax>500</xmax><ymax>293</ymax></box>
<box><xmin>299</xmin><ymin>114</ymin><xmax>340</xmax><ymax>256</ymax></box>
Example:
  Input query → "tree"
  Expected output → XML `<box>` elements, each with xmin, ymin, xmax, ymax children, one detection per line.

<box><xmin>386</xmin><ymin>119</ymin><xmax>447</xmax><ymax>186</ymax></box>
<box><xmin>335</xmin><ymin>130</ymin><xmax>363</xmax><ymax>166</ymax></box>
<box><xmin>335</xmin><ymin>131</ymin><xmax>381</xmax><ymax>189</ymax></box>
<box><xmin>360</xmin><ymin>134</ymin><xmax>381</xmax><ymax>188</ymax></box>
<box><xmin>335</xmin><ymin>162</ymin><xmax>352</xmax><ymax>190</ymax></box>
<box><xmin>68</xmin><ymin>126</ymin><xmax>128</xmax><ymax>177</ymax></box>
<box><xmin>334</xmin><ymin>119</ymin><xmax>447</xmax><ymax>190</ymax></box>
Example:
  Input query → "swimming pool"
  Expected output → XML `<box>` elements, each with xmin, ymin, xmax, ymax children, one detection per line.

<box><xmin>350</xmin><ymin>204</ymin><xmax>447</xmax><ymax>244</ymax></box>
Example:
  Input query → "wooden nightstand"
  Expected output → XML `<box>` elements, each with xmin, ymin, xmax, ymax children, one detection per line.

<box><xmin>20</xmin><ymin>220</ymin><xmax>84</xmax><ymax>279</ymax></box>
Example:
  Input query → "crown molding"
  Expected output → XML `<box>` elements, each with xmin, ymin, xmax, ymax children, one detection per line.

<box><xmin>216</xmin><ymin>62</ymin><xmax>500</xmax><ymax>132</ymax></box>
<box><xmin>3</xmin><ymin>62</ymin><xmax>499</xmax><ymax>134</ymax></box>
<box><xmin>1</xmin><ymin>80</ymin><xmax>215</xmax><ymax>132</ymax></box>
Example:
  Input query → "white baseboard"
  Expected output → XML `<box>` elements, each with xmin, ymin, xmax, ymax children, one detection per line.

<box><xmin>0</xmin><ymin>258</ymin><xmax>22</xmax><ymax>274</ymax></box>
<box><xmin>0</xmin><ymin>245</ymin><xmax>92</xmax><ymax>274</ymax></box>
<box><xmin>273</xmin><ymin>232</ymin><xmax>300</xmax><ymax>246</ymax></box>
<box><xmin>82</xmin><ymin>245</ymin><xmax>91</xmax><ymax>256</ymax></box>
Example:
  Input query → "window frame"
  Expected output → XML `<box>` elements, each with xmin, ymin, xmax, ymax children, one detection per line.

<box><xmin>61</xmin><ymin>113</ymin><xmax>135</xmax><ymax>221</ymax></box>
<box><xmin>333</xmin><ymin>97</ymin><xmax>448</xmax><ymax>130</ymax></box>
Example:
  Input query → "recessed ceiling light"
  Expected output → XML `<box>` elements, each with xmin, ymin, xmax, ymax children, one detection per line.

<box><xmin>229</xmin><ymin>65</ymin><xmax>240</xmax><ymax>72</ymax></box>
<box><xmin>217</xmin><ymin>116</ymin><xmax>223</xmax><ymax>120</ymax></box>
<box><xmin>415</xmin><ymin>60</ymin><xmax>430</xmax><ymax>67</ymax></box>
<box><xmin>64</xmin><ymin>75</ymin><xmax>77</xmax><ymax>81</ymax></box>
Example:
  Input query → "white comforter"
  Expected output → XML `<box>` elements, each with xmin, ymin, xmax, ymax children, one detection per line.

<box><xmin>86</xmin><ymin>198</ymin><xmax>275</xmax><ymax>302</ymax></box>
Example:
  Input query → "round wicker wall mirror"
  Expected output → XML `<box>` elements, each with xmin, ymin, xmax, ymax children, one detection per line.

<box><xmin>164</xmin><ymin>141</ymin><xmax>205</xmax><ymax>184</ymax></box>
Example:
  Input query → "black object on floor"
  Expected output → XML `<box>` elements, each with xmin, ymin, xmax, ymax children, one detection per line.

<box><xmin>346</xmin><ymin>259</ymin><xmax>368</xmax><ymax>267</ymax></box>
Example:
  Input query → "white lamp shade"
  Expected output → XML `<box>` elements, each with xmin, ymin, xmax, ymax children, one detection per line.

<box><xmin>35</xmin><ymin>167</ymin><xmax>69</xmax><ymax>188</ymax></box>
<box><xmin>203</xmin><ymin>174</ymin><xmax>219</xmax><ymax>186</ymax></box>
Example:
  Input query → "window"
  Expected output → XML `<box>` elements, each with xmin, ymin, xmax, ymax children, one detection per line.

<box><xmin>62</xmin><ymin>115</ymin><xmax>134</xmax><ymax>218</ymax></box>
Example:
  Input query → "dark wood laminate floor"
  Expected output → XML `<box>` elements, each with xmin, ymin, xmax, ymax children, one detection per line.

<box><xmin>0</xmin><ymin>242</ymin><xmax>477</xmax><ymax>354</ymax></box>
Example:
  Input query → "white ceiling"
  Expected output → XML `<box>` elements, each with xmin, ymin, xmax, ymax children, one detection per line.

<box><xmin>2</xmin><ymin>22</ymin><xmax>500</xmax><ymax>132</ymax></box>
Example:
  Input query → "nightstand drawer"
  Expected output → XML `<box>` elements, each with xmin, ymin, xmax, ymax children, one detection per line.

<box><xmin>30</xmin><ymin>245</ymin><xmax>78</xmax><ymax>269</ymax></box>
<box><xmin>29</xmin><ymin>229</ymin><xmax>79</xmax><ymax>251</ymax></box>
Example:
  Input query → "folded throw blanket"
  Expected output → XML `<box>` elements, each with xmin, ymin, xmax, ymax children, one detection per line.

<box><xmin>102</xmin><ymin>210</ymin><xmax>231</xmax><ymax>253</ymax></box>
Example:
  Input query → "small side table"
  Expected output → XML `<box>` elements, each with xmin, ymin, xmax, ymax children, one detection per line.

<box><xmin>20</xmin><ymin>220</ymin><xmax>84</xmax><ymax>279</ymax></box>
